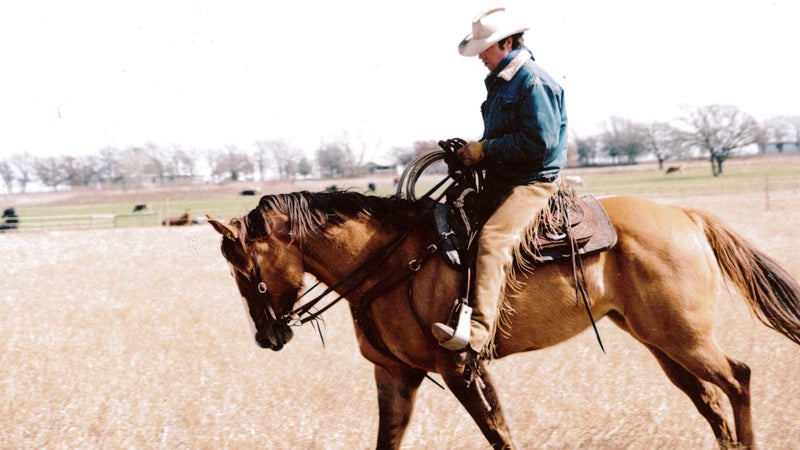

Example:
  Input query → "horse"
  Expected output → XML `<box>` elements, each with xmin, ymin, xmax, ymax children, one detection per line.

<box><xmin>163</xmin><ymin>210</ymin><xmax>193</xmax><ymax>226</ymax></box>
<box><xmin>208</xmin><ymin>190</ymin><xmax>800</xmax><ymax>449</ymax></box>
<box><xmin>665</xmin><ymin>165</ymin><xmax>684</xmax><ymax>175</ymax></box>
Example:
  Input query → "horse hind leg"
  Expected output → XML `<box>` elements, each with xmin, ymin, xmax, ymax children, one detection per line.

<box><xmin>659</xmin><ymin>344</ymin><xmax>753</xmax><ymax>448</ymax></box>
<box><xmin>644</xmin><ymin>344</ymin><xmax>738</xmax><ymax>447</ymax></box>
<box><xmin>609</xmin><ymin>313</ymin><xmax>753</xmax><ymax>448</ymax></box>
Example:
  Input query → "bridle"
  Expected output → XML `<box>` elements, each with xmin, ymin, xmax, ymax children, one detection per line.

<box><xmin>246</xmin><ymin>200</ymin><xmax>450</xmax><ymax>330</ymax></box>
<box><xmin>245</xmin><ymin>140</ymin><xmax>481</xmax><ymax>347</ymax></box>
<box><xmin>247</xmin><ymin>171</ymin><xmax>474</xmax><ymax>331</ymax></box>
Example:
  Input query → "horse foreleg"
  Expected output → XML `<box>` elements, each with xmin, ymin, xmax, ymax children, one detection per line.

<box><xmin>441</xmin><ymin>359</ymin><xmax>514</xmax><ymax>450</ymax></box>
<box><xmin>374</xmin><ymin>364</ymin><xmax>426</xmax><ymax>450</ymax></box>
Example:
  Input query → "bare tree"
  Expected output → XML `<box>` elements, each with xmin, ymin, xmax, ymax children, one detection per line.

<box><xmin>33</xmin><ymin>156</ymin><xmax>65</xmax><ymax>191</ymax></box>
<box><xmin>316</xmin><ymin>140</ymin><xmax>356</xmax><ymax>179</ymax></box>
<box><xmin>642</xmin><ymin>122</ymin><xmax>686</xmax><ymax>170</ymax></box>
<box><xmin>572</xmin><ymin>134</ymin><xmax>599</xmax><ymax>166</ymax></box>
<box><xmin>0</xmin><ymin>160</ymin><xmax>14</xmax><ymax>193</ymax></box>
<box><xmin>116</xmin><ymin>147</ymin><xmax>151</xmax><ymax>190</ymax></box>
<box><xmin>141</xmin><ymin>142</ymin><xmax>170</xmax><ymax>185</ymax></box>
<box><xmin>212</xmin><ymin>145</ymin><xmax>253</xmax><ymax>182</ymax></box>
<box><xmin>680</xmin><ymin>104</ymin><xmax>758</xmax><ymax>176</ymax></box>
<box><xmin>166</xmin><ymin>145</ymin><xmax>197</xmax><ymax>181</ymax></box>
<box><xmin>8</xmin><ymin>153</ymin><xmax>34</xmax><ymax>193</ymax></box>
<box><xmin>297</xmin><ymin>156</ymin><xmax>313</xmax><ymax>177</ymax></box>
<box><xmin>254</xmin><ymin>139</ymin><xmax>304</xmax><ymax>180</ymax></box>
<box><xmin>763</xmin><ymin>115</ymin><xmax>800</xmax><ymax>153</ymax></box>
<box><xmin>393</xmin><ymin>139</ymin><xmax>441</xmax><ymax>168</ymax></box>
<box><xmin>600</xmin><ymin>116</ymin><xmax>648</xmax><ymax>164</ymax></box>
<box><xmin>59</xmin><ymin>155</ymin><xmax>88</xmax><ymax>187</ymax></box>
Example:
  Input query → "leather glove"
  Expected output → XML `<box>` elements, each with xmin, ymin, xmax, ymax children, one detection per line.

<box><xmin>458</xmin><ymin>141</ymin><xmax>485</xmax><ymax>166</ymax></box>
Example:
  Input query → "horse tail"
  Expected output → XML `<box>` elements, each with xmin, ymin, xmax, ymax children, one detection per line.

<box><xmin>687</xmin><ymin>209</ymin><xmax>800</xmax><ymax>345</ymax></box>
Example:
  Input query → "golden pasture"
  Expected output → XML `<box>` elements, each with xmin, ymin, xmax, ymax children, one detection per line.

<box><xmin>2</xmin><ymin>178</ymin><xmax>800</xmax><ymax>448</ymax></box>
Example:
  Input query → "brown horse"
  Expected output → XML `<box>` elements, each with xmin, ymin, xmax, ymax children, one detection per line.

<box><xmin>163</xmin><ymin>209</ymin><xmax>193</xmax><ymax>226</ymax></box>
<box><xmin>208</xmin><ymin>190</ymin><xmax>800</xmax><ymax>449</ymax></box>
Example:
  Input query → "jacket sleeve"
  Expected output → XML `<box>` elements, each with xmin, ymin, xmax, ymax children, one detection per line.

<box><xmin>482</xmin><ymin>80</ymin><xmax>564</xmax><ymax>164</ymax></box>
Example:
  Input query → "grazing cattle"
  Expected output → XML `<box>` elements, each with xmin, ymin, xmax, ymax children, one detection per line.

<box><xmin>0</xmin><ymin>207</ymin><xmax>19</xmax><ymax>232</ymax></box>
<box><xmin>162</xmin><ymin>210</ymin><xmax>193</xmax><ymax>226</ymax></box>
<box><xmin>367</xmin><ymin>182</ymin><xmax>377</xmax><ymax>192</ymax></box>
<box><xmin>240</xmin><ymin>189</ymin><xmax>258</xmax><ymax>196</ymax></box>
<box><xmin>665</xmin><ymin>165</ymin><xmax>683</xmax><ymax>175</ymax></box>
<box><xmin>132</xmin><ymin>203</ymin><xmax>149</xmax><ymax>213</ymax></box>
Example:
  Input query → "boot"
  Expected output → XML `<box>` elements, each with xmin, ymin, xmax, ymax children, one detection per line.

<box><xmin>432</xmin><ymin>301</ymin><xmax>472</xmax><ymax>351</ymax></box>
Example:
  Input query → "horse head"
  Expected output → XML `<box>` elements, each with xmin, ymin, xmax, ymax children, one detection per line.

<box><xmin>208</xmin><ymin>211</ymin><xmax>304</xmax><ymax>350</ymax></box>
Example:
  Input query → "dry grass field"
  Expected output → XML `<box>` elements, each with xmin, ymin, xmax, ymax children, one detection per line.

<box><xmin>2</xmin><ymin>162</ymin><xmax>800</xmax><ymax>449</ymax></box>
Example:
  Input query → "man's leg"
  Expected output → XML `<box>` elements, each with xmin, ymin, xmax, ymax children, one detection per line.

<box><xmin>433</xmin><ymin>182</ymin><xmax>559</xmax><ymax>354</ymax></box>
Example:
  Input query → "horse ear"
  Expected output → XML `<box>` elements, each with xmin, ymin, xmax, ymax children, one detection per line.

<box><xmin>207</xmin><ymin>215</ymin><xmax>239</xmax><ymax>242</ymax></box>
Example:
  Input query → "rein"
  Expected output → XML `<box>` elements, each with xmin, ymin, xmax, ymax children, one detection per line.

<box><xmin>255</xmin><ymin>173</ymin><xmax>462</xmax><ymax>331</ymax></box>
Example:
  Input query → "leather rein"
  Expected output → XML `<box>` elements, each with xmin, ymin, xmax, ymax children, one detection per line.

<box><xmin>249</xmin><ymin>174</ymin><xmax>458</xmax><ymax>333</ymax></box>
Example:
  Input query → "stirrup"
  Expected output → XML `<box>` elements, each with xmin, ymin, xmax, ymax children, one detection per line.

<box><xmin>431</xmin><ymin>302</ymin><xmax>472</xmax><ymax>351</ymax></box>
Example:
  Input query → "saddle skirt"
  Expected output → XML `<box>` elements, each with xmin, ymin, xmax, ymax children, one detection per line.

<box><xmin>433</xmin><ymin>190</ymin><xmax>617</xmax><ymax>267</ymax></box>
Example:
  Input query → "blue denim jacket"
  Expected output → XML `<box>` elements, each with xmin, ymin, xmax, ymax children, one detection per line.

<box><xmin>480</xmin><ymin>48</ymin><xmax>568</xmax><ymax>196</ymax></box>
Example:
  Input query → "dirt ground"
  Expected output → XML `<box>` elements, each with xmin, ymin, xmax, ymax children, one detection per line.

<box><xmin>2</xmin><ymin>186</ymin><xmax>800</xmax><ymax>448</ymax></box>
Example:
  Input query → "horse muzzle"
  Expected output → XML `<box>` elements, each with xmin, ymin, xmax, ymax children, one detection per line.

<box><xmin>255</xmin><ymin>324</ymin><xmax>294</xmax><ymax>351</ymax></box>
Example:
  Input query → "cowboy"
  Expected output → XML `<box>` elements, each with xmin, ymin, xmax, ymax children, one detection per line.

<box><xmin>432</xmin><ymin>8</ymin><xmax>568</xmax><ymax>358</ymax></box>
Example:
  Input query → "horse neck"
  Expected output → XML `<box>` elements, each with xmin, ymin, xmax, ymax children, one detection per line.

<box><xmin>301</xmin><ymin>218</ymin><xmax>413</xmax><ymax>294</ymax></box>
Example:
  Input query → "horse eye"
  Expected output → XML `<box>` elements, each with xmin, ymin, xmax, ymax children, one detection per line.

<box><xmin>258</xmin><ymin>282</ymin><xmax>268</xmax><ymax>294</ymax></box>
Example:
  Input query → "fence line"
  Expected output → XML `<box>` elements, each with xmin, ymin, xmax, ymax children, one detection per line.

<box><xmin>3</xmin><ymin>212</ymin><xmax>161</xmax><ymax>232</ymax></box>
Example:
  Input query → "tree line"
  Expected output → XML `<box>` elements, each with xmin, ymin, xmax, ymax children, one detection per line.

<box><xmin>2</xmin><ymin>104</ymin><xmax>799</xmax><ymax>193</ymax></box>
<box><xmin>574</xmin><ymin>105</ymin><xmax>800</xmax><ymax>176</ymax></box>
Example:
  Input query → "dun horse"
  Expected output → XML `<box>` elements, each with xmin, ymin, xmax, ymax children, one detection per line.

<box><xmin>209</xmin><ymin>190</ymin><xmax>800</xmax><ymax>449</ymax></box>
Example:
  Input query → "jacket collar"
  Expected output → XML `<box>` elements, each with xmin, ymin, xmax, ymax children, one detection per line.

<box><xmin>496</xmin><ymin>48</ymin><xmax>532</xmax><ymax>81</ymax></box>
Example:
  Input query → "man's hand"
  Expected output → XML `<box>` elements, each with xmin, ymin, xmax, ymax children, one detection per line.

<box><xmin>458</xmin><ymin>141</ymin><xmax>485</xmax><ymax>166</ymax></box>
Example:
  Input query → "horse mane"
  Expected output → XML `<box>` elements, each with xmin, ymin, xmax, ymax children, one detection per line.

<box><xmin>242</xmin><ymin>190</ymin><xmax>419</xmax><ymax>243</ymax></box>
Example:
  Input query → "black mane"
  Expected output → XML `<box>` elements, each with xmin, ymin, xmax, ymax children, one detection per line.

<box><xmin>243</xmin><ymin>190</ymin><xmax>421</xmax><ymax>242</ymax></box>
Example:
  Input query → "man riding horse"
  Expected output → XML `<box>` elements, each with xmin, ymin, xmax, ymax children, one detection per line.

<box><xmin>432</xmin><ymin>8</ymin><xmax>568</xmax><ymax>359</ymax></box>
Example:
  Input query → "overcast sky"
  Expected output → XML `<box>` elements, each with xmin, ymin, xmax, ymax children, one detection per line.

<box><xmin>1</xmin><ymin>0</ymin><xmax>797</xmax><ymax>162</ymax></box>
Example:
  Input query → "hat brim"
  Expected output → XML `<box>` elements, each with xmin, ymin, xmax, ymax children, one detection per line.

<box><xmin>458</xmin><ymin>26</ymin><xmax>529</xmax><ymax>57</ymax></box>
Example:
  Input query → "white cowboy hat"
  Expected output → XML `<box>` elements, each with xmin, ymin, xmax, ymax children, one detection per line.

<box><xmin>458</xmin><ymin>7</ymin><xmax>529</xmax><ymax>57</ymax></box>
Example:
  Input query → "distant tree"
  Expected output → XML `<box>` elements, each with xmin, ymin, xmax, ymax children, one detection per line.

<box><xmin>600</xmin><ymin>117</ymin><xmax>647</xmax><ymax>164</ymax></box>
<box><xmin>679</xmin><ymin>104</ymin><xmax>758</xmax><ymax>176</ymax></box>
<box><xmin>33</xmin><ymin>156</ymin><xmax>65</xmax><ymax>191</ymax></box>
<box><xmin>642</xmin><ymin>122</ymin><xmax>684</xmax><ymax>170</ymax></box>
<box><xmin>297</xmin><ymin>156</ymin><xmax>313</xmax><ymax>177</ymax></box>
<box><xmin>572</xmin><ymin>134</ymin><xmax>599</xmax><ymax>166</ymax></box>
<box><xmin>97</xmin><ymin>147</ymin><xmax>122</xmax><ymax>186</ymax></box>
<box><xmin>48</xmin><ymin>154</ymin><xmax>98</xmax><ymax>188</ymax></box>
<box><xmin>0</xmin><ymin>160</ymin><xmax>14</xmax><ymax>193</ymax></box>
<box><xmin>212</xmin><ymin>145</ymin><xmax>253</xmax><ymax>182</ymax></box>
<box><xmin>251</xmin><ymin>141</ymin><xmax>270</xmax><ymax>181</ymax></box>
<box><xmin>116</xmin><ymin>147</ymin><xmax>151</xmax><ymax>189</ymax></box>
<box><xmin>752</xmin><ymin>121</ymin><xmax>772</xmax><ymax>155</ymax></box>
<box><xmin>393</xmin><ymin>139</ymin><xmax>441</xmax><ymax>167</ymax></box>
<box><xmin>764</xmin><ymin>115</ymin><xmax>800</xmax><ymax>153</ymax></box>
<box><xmin>142</xmin><ymin>142</ymin><xmax>169</xmax><ymax>184</ymax></box>
<box><xmin>167</xmin><ymin>145</ymin><xmax>197</xmax><ymax>181</ymax></box>
<box><xmin>8</xmin><ymin>152</ymin><xmax>34</xmax><ymax>193</ymax></box>
<box><xmin>316</xmin><ymin>141</ymin><xmax>355</xmax><ymax>178</ymax></box>
<box><xmin>255</xmin><ymin>139</ymin><xmax>303</xmax><ymax>180</ymax></box>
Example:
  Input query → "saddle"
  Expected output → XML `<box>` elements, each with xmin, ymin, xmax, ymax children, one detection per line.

<box><xmin>433</xmin><ymin>187</ymin><xmax>617</xmax><ymax>268</ymax></box>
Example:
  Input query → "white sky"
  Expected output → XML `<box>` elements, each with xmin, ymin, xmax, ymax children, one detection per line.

<box><xmin>1</xmin><ymin>0</ymin><xmax>798</xmax><ymax>162</ymax></box>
